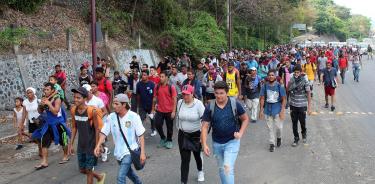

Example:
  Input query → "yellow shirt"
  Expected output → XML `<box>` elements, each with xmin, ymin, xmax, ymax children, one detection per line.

<box><xmin>303</xmin><ymin>63</ymin><xmax>316</xmax><ymax>81</ymax></box>
<box><xmin>226</xmin><ymin>72</ymin><xmax>238</xmax><ymax>96</ymax></box>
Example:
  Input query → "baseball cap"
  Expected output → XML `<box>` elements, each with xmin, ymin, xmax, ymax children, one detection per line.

<box><xmin>82</xmin><ymin>84</ymin><xmax>92</xmax><ymax>92</ymax></box>
<box><xmin>181</xmin><ymin>85</ymin><xmax>194</xmax><ymax>95</ymax></box>
<box><xmin>250</xmin><ymin>67</ymin><xmax>257</xmax><ymax>71</ymax></box>
<box><xmin>71</xmin><ymin>87</ymin><xmax>89</xmax><ymax>98</ymax></box>
<box><xmin>114</xmin><ymin>93</ymin><xmax>129</xmax><ymax>103</ymax></box>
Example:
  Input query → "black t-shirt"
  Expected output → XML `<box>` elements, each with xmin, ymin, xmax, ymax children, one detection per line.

<box><xmin>79</xmin><ymin>75</ymin><xmax>92</xmax><ymax>86</ymax></box>
<box><xmin>245</xmin><ymin>76</ymin><xmax>261</xmax><ymax>99</ymax></box>
<box><xmin>75</xmin><ymin>109</ymin><xmax>96</xmax><ymax>154</ymax></box>
<box><xmin>239</xmin><ymin>69</ymin><xmax>248</xmax><ymax>86</ymax></box>
<box><xmin>158</xmin><ymin>62</ymin><xmax>169</xmax><ymax>72</ymax></box>
<box><xmin>130</xmin><ymin>61</ymin><xmax>140</xmax><ymax>71</ymax></box>
<box><xmin>112</xmin><ymin>77</ymin><xmax>128</xmax><ymax>95</ymax></box>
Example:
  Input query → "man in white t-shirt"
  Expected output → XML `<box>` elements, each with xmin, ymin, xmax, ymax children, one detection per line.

<box><xmin>82</xmin><ymin>84</ymin><xmax>107</xmax><ymax>115</ymax></box>
<box><xmin>94</xmin><ymin>94</ymin><xmax>146</xmax><ymax>184</ymax></box>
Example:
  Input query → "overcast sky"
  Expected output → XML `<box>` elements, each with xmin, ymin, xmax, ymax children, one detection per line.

<box><xmin>334</xmin><ymin>0</ymin><xmax>375</xmax><ymax>26</ymax></box>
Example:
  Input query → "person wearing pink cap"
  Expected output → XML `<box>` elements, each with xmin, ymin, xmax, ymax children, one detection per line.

<box><xmin>176</xmin><ymin>85</ymin><xmax>206</xmax><ymax>183</ymax></box>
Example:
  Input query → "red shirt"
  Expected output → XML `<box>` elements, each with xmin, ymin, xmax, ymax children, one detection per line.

<box><xmin>154</xmin><ymin>84</ymin><xmax>177</xmax><ymax>113</ymax></box>
<box><xmin>338</xmin><ymin>58</ymin><xmax>348</xmax><ymax>69</ymax></box>
<box><xmin>310</xmin><ymin>55</ymin><xmax>317</xmax><ymax>64</ymax></box>
<box><xmin>54</xmin><ymin>71</ymin><xmax>67</xmax><ymax>89</ymax></box>
<box><xmin>149</xmin><ymin>75</ymin><xmax>160</xmax><ymax>85</ymax></box>
<box><xmin>97</xmin><ymin>78</ymin><xmax>113</xmax><ymax>97</ymax></box>
<box><xmin>325</xmin><ymin>50</ymin><xmax>333</xmax><ymax>60</ymax></box>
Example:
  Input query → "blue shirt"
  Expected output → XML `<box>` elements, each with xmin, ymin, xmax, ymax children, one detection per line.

<box><xmin>234</xmin><ymin>60</ymin><xmax>241</xmax><ymax>70</ymax></box>
<box><xmin>260</xmin><ymin>82</ymin><xmax>286</xmax><ymax>116</ymax></box>
<box><xmin>246</xmin><ymin>60</ymin><xmax>258</xmax><ymax>69</ymax></box>
<box><xmin>202</xmin><ymin>100</ymin><xmax>246</xmax><ymax>144</ymax></box>
<box><xmin>322</xmin><ymin>68</ymin><xmax>337</xmax><ymax>87</ymax></box>
<box><xmin>136</xmin><ymin>81</ymin><xmax>155</xmax><ymax>111</ymax></box>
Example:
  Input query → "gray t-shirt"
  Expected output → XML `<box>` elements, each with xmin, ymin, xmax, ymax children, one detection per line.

<box><xmin>176</xmin><ymin>99</ymin><xmax>205</xmax><ymax>133</ymax></box>
<box><xmin>318</xmin><ymin>56</ymin><xmax>327</xmax><ymax>70</ymax></box>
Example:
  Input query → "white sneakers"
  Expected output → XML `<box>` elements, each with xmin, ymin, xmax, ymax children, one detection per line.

<box><xmin>197</xmin><ymin>171</ymin><xmax>205</xmax><ymax>182</ymax></box>
<box><xmin>101</xmin><ymin>147</ymin><xmax>109</xmax><ymax>162</ymax></box>
<box><xmin>150</xmin><ymin>130</ymin><xmax>157</xmax><ymax>137</ymax></box>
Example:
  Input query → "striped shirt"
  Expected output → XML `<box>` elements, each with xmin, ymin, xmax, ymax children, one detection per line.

<box><xmin>289</xmin><ymin>77</ymin><xmax>310</xmax><ymax>108</ymax></box>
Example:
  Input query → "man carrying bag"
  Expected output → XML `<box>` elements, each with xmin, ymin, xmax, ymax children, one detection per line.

<box><xmin>95</xmin><ymin>94</ymin><xmax>146</xmax><ymax>184</ymax></box>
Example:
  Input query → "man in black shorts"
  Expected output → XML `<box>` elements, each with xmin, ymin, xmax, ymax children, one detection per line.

<box><xmin>32</xmin><ymin>82</ymin><xmax>71</xmax><ymax>170</ymax></box>
<box><xmin>69</xmin><ymin>87</ymin><xmax>106</xmax><ymax>184</ymax></box>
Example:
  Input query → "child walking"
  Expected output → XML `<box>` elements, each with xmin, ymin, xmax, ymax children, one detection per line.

<box><xmin>13</xmin><ymin>97</ymin><xmax>28</xmax><ymax>150</ymax></box>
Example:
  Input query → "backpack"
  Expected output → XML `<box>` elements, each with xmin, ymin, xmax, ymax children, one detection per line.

<box><xmin>71</xmin><ymin>105</ymin><xmax>104</xmax><ymax>129</ymax></box>
<box><xmin>207</xmin><ymin>97</ymin><xmax>241</xmax><ymax>133</ymax></box>
<box><xmin>155</xmin><ymin>83</ymin><xmax>173</xmax><ymax>97</ymax></box>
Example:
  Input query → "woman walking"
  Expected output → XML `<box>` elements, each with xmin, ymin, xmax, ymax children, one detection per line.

<box><xmin>176</xmin><ymin>85</ymin><xmax>205</xmax><ymax>184</ymax></box>
<box><xmin>350</xmin><ymin>53</ymin><xmax>362</xmax><ymax>82</ymax></box>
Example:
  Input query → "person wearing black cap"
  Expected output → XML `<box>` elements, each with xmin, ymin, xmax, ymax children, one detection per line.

<box><xmin>69</xmin><ymin>87</ymin><xmax>106</xmax><ymax>184</ymax></box>
<box><xmin>287</xmin><ymin>65</ymin><xmax>311</xmax><ymax>147</ymax></box>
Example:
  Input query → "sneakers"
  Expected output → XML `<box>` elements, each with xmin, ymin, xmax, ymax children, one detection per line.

<box><xmin>269</xmin><ymin>144</ymin><xmax>275</xmax><ymax>152</ymax></box>
<box><xmin>165</xmin><ymin>141</ymin><xmax>173</xmax><ymax>149</ymax></box>
<box><xmin>276</xmin><ymin>138</ymin><xmax>281</xmax><ymax>147</ymax></box>
<box><xmin>292</xmin><ymin>140</ymin><xmax>299</xmax><ymax>147</ymax></box>
<box><xmin>158</xmin><ymin>139</ymin><xmax>167</xmax><ymax>148</ymax></box>
<box><xmin>150</xmin><ymin>130</ymin><xmax>157</xmax><ymax>137</ymax></box>
<box><xmin>101</xmin><ymin>147</ymin><xmax>109</xmax><ymax>162</ymax></box>
<box><xmin>302</xmin><ymin>138</ymin><xmax>307</xmax><ymax>144</ymax></box>
<box><xmin>251</xmin><ymin>120</ymin><xmax>257</xmax><ymax>123</ymax></box>
<box><xmin>197</xmin><ymin>171</ymin><xmax>205</xmax><ymax>182</ymax></box>
<box><xmin>15</xmin><ymin>144</ymin><xmax>23</xmax><ymax>150</ymax></box>
<box><xmin>324</xmin><ymin>103</ymin><xmax>329</xmax><ymax>108</ymax></box>
<box><xmin>331</xmin><ymin>106</ymin><xmax>335</xmax><ymax>112</ymax></box>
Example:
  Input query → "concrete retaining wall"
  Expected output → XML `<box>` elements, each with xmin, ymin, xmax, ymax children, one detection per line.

<box><xmin>0</xmin><ymin>49</ymin><xmax>159</xmax><ymax>110</ymax></box>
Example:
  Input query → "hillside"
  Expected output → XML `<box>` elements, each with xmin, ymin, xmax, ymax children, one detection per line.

<box><xmin>0</xmin><ymin>3</ymin><xmax>131</xmax><ymax>55</ymax></box>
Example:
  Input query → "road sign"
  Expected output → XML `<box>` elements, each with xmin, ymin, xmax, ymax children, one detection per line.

<box><xmin>292</xmin><ymin>23</ymin><xmax>307</xmax><ymax>31</ymax></box>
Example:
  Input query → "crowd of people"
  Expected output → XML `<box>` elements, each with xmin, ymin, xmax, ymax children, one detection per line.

<box><xmin>11</xmin><ymin>43</ymin><xmax>372</xmax><ymax>184</ymax></box>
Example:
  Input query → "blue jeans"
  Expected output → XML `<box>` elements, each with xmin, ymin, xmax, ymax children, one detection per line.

<box><xmin>117</xmin><ymin>154</ymin><xmax>142</xmax><ymax>184</ymax></box>
<box><xmin>353</xmin><ymin>64</ymin><xmax>360</xmax><ymax>81</ymax></box>
<box><xmin>213</xmin><ymin>139</ymin><xmax>240</xmax><ymax>184</ymax></box>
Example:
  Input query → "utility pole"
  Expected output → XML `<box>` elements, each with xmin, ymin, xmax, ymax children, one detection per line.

<box><xmin>90</xmin><ymin>0</ymin><xmax>97</xmax><ymax>73</ymax></box>
<box><xmin>227</xmin><ymin>0</ymin><xmax>232</xmax><ymax>50</ymax></box>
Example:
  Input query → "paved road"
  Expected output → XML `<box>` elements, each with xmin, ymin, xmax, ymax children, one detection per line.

<box><xmin>1</xmin><ymin>58</ymin><xmax>375</xmax><ymax>184</ymax></box>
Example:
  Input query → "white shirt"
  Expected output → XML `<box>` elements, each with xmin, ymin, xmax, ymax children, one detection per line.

<box><xmin>86</xmin><ymin>95</ymin><xmax>105</xmax><ymax>109</ymax></box>
<box><xmin>14</xmin><ymin>107</ymin><xmax>27</xmax><ymax>126</ymax></box>
<box><xmin>23</xmin><ymin>98</ymin><xmax>40</xmax><ymax>122</ymax></box>
<box><xmin>101</xmin><ymin>111</ymin><xmax>145</xmax><ymax>161</ymax></box>
<box><xmin>179</xmin><ymin>73</ymin><xmax>188</xmax><ymax>82</ymax></box>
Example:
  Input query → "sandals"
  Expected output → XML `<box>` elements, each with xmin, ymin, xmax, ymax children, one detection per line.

<box><xmin>59</xmin><ymin>158</ymin><xmax>70</xmax><ymax>164</ymax></box>
<box><xmin>35</xmin><ymin>164</ymin><xmax>48</xmax><ymax>170</ymax></box>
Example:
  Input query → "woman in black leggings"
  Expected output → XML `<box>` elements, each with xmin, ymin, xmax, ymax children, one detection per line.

<box><xmin>176</xmin><ymin>85</ymin><xmax>206</xmax><ymax>184</ymax></box>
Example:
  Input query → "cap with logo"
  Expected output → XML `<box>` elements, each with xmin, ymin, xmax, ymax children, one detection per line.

<box><xmin>181</xmin><ymin>85</ymin><xmax>194</xmax><ymax>95</ymax></box>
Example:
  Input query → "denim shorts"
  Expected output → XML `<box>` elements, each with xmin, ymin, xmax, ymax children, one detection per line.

<box><xmin>77</xmin><ymin>153</ymin><xmax>97</xmax><ymax>170</ymax></box>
